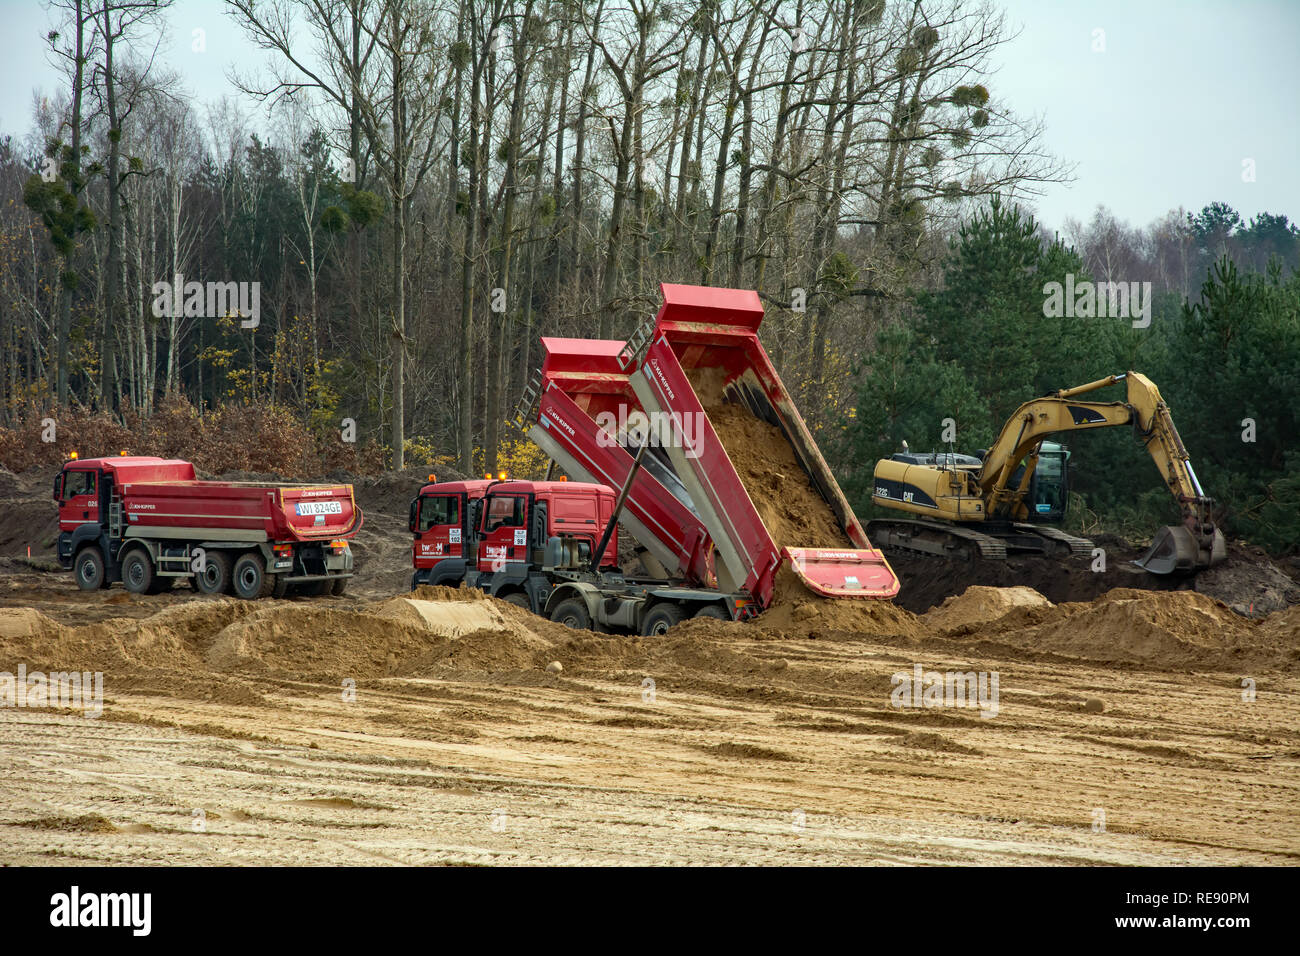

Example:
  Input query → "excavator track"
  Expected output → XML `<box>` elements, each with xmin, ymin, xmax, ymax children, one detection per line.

<box><xmin>1019</xmin><ymin>524</ymin><xmax>1096</xmax><ymax>558</ymax></box>
<box><xmin>867</xmin><ymin>519</ymin><xmax>1098</xmax><ymax>563</ymax></box>
<box><xmin>866</xmin><ymin>519</ymin><xmax>1008</xmax><ymax>561</ymax></box>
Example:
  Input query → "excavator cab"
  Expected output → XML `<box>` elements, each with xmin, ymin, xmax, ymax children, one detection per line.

<box><xmin>1026</xmin><ymin>442</ymin><xmax>1070</xmax><ymax>522</ymax></box>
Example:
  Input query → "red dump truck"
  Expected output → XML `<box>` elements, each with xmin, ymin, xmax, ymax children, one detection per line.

<box><xmin>412</xmin><ymin>282</ymin><xmax>898</xmax><ymax>633</ymax></box>
<box><xmin>54</xmin><ymin>455</ymin><xmax>361</xmax><ymax>598</ymax></box>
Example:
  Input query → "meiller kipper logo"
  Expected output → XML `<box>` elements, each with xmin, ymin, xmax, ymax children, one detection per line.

<box><xmin>648</xmin><ymin>358</ymin><xmax>676</xmax><ymax>400</ymax></box>
<box><xmin>543</xmin><ymin>406</ymin><xmax>576</xmax><ymax>436</ymax></box>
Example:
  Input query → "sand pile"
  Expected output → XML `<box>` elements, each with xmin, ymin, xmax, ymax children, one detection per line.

<box><xmin>699</xmin><ymin>399</ymin><xmax>847</xmax><ymax>550</ymax></box>
<box><xmin>200</xmin><ymin>585</ymin><xmax>565</xmax><ymax>677</ymax></box>
<box><xmin>924</xmin><ymin>586</ymin><xmax>1053</xmax><ymax>632</ymax></box>
<box><xmin>0</xmin><ymin>600</ymin><xmax>254</xmax><ymax>672</ymax></box>
<box><xmin>0</xmin><ymin>587</ymin><xmax>566</xmax><ymax>683</ymax></box>
<box><xmin>1257</xmin><ymin>603</ymin><xmax>1300</xmax><ymax>642</ymax></box>
<box><xmin>756</xmin><ymin>566</ymin><xmax>926</xmax><ymax>639</ymax></box>
<box><xmin>989</xmin><ymin>588</ymin><xmax>1299</xmax><ymax>672</ymax></box>
<box><xmin>687</xmin><ymin>369</ymin><xmax>919</xmax><ymax>636</ymax></box>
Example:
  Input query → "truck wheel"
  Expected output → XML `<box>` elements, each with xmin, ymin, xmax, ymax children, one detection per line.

<box><xmin>74</xmin><ymin>548</ymin><xmax>106</xmax><ymax>591</ymax></box>
<box><xmin>693</xmin><ymin>604</ymin><xmax>729</xmax><ymax>621</ymax></box>
<box><xmin>121</xmin><ymin>549</ymin><xmax>155</xmax><ymax>595</ymax></box>
<box><xmin>549</xmin><ymin>598</ymin><xmax>590</xmax><ymax>630</ymax></box>
<box><xmin>194</xmin><ymin>550</ymin><xmax>231</xmax><ymax>595</ymax></box>
<box><xmin>330</xmin><ymin>577</ymin><xmax>348</xmax><ymax>596</ymax></box>
<box><xmin>232</xmin><ymin>552</ymin><xmax>272</xmax><ymax>600</ymax></box>
<box><xmin>641</xmin><ymin>603</ymin><xmax>685</xmax><ymax>636</ymax></box>
<box><xmin>502</xmin><ymin>592</ymin><xmax>531</xmax><ymax>612</ymax></box>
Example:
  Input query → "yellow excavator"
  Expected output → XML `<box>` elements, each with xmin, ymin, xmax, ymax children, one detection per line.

<box><xmin>867</xmin><ymin>371</ymin><xmax>1227</xmax><ymax>574</ymax></box>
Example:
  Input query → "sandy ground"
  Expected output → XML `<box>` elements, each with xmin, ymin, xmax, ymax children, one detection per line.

<box><xmin>2</xmin><ymin>464</ymin><xmax>1297</xmax><ymax>866</ymax></box>
<box><xmin>1</xmin><ymin>571</ymin><xmax>1297</xmax><ymax>866</ymax></box>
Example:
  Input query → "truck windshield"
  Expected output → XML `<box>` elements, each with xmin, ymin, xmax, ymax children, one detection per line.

<box><xmin>418</xmin><ymin>495</ymin><xmax>459</xmax><ymax>531</ymax></box>
<box><xmin>63</xmin><ymin>470</ymin><xmax>96</xmax><ymax>498</ymax></box>
<box><xmin>484</xmin><ymin>495</ymin><xmax>526</xmax><ymax>531</ymax></box>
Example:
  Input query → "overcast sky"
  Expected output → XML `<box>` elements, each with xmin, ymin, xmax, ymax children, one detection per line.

<box><xmin>1</xmin><ymin>0</ymin><xmax>1296</xmax><ymax>235</ymax></box>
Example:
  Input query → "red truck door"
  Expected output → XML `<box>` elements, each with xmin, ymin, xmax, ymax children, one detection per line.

<box><xmin>478</xmin><ymin>493</ymin><xmax>529</xmax><ymax>572</ymax></box>
<box><xmin>414</xmin><ymin>492</ymin><xmax>466</xmax><ymax>568</ymax></box>
<box><xmin>59</xmin><ymin>468</ymin><xmax>100</xmax><ymax>530</ymax></box>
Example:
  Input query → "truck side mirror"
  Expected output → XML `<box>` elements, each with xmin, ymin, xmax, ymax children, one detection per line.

<box><xmin>408</xmin><ymin>497</ymin><xmax>419</xmax><ymax>533</ymax></box>
<box><xmin>53</xmin><ymin>472</ymin><xmax>64</xmax><ymax>502</ymax></box>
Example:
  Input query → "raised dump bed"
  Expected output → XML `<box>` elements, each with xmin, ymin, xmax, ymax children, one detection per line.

<box><xmin>521</xmin><ymin>337</ymin><xmax>716</xmax><ymax>586</ymax></box>
<box><xmin>625</xmin><ymin>282</ymin><xmax>899</xmax><ymax>605</ymax></box>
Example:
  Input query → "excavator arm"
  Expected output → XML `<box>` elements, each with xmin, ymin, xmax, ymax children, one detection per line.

<box><xmin>979</xmin><ymin>371</ymin><xmax>1225</xmax><ymax>572</ymax></box>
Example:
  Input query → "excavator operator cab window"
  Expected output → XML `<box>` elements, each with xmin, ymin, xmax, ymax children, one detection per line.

<box><xmin>1030</xmin><ymin>447</ymin><xmax>1070</xmax><ymax>520</ymax></box>
<box><xmin>483</xmin><ymin>495</ymin><xmax>527</xmax><ymax>532</ymax></box>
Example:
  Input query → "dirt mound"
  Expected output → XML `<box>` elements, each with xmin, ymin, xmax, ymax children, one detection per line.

<box><xmin>0</xmin><ymin>599</ymin><xmax>254</xmax><ymax>672</ymax></box>
<box><xmin>205</xmin><ymin>589</ymin><xmax>562</xmax><ymax>678</ymax></box>
<box><xmin>1193</xmin><ymin>543</ymin><xmax>1300</xmax><ymax>618</ymax></box>
<box><xmin>0</xmin><ymin>587</ymin><xmax>565</xmax><ymax>682</ymax></box>
<box><xmin>924</xmin><ymin>586</ymin><xmax>1053</xmax><ymax>631</ymax></box>
<box><xmin>886</xmin><ymin>550</ymin><xmax>1176</xmax><ymax>614</ymax></box>
<box><xmin>991</xmin><ymin>588</ymin><xmax>1299</xmax><ymax>672</ymax></box>
<box><xmin>886</xmin><ymin>538</ymin><xmax>1300</xmax><ymax>617</ymax></box>
<box><xmin>1258</xmin><ymin>605</ymin><xmax>1300</xmax><ymax>643</ymax></box>
<box><xmin>756</xmin><ymin>567</ymin><xmax>926</xmax><ymax>639</ymax></box>
<box><xmin>351</xmin><ymin>467</ymin><xmax>468</xmax><ymax>517</ymax></box>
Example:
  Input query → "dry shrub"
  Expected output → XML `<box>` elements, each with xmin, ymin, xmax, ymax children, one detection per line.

<box><xmin>0</xmin><ymin>397</ymin><xmax>386</xmax><ymax>478</ymax></box>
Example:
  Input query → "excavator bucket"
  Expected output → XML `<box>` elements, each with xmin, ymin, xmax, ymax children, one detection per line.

<box><xmin>784</xmin><ymin>547</ymin><xmax>900</xmax><ymax>598</ymax></box>
<box><xmin>1134</xmin><ymin>525</ymin><xmax>1227</xmax><ymax>575</ymax></box>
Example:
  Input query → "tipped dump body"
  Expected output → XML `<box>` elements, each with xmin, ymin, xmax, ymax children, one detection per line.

<box><xmin>628</xmin><ymin>283</ymin><xmax>899</xmax><ymax>605</ymax></box>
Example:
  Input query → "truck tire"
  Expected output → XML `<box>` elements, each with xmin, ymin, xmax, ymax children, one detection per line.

<box><xmin>502</xmin><ymin>592</ymin><xmax>531</xmax><ymax>612</ymax></box>
<box><xmin>121</xmin><ymin>549</ymin><xmax>155</xmax><ymax>595</ymax></box>
<box><xmin>640</xmin><ymin>602</ymin><xmax>685</xmax><ymax>636</ymax></box>
<box><xmin>74</xmin><ymin>547</ymin><xmax>107</xmax><ymax>591</ymax></box>
<box><xmin>549</xmin><ymin>598</ymin><xmax>590</xmax><ymax>630</ymax></box>
<box><xmin>693</xmin><ymin>604</ymin><xmax>729</xmax><ymax>621</ymax></box>
<box><xmin>232</xmin><ymin>552</ymin><xmax>272</xmax><ymax>600</ymax></box>
<box><xmin>194</xmin><ymin>550</ymin><xmax>232</xmax><ymax>595</ymax></box>
<box><xmin>330</xmin><ymin>576</ymin><xmax>348</xmax><ymax>596</ymax></box>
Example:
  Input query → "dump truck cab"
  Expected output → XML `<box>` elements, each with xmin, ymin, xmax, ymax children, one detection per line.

<box><xmin>54</xmin><ymin>455</ymin><xmax>196</xmax><ymax>574</ymax></box>
<box><xmin>409</xmin><ymin>478</ymin><xmax>492</xmax><ymax>589</ymax></box>
<box><xmin>411</xmin><ymin>477</ymin><xmax>620</xmax><ymax>613</ymax></box>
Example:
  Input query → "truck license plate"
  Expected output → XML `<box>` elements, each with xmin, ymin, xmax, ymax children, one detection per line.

<box><xmin>295</xmin><ymin>501</ymin><xmax>342</xmax><ymax>516</ymax></box>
